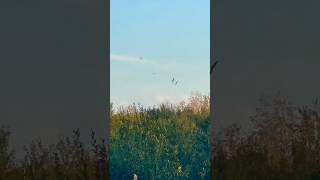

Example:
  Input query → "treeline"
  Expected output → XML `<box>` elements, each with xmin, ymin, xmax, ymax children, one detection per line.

<box><xmin>110</xmin><ymin>93</ymin><xmax>210</xmax><ymax>179</ymax></box>
<box><xmin>212</xmin><ymin>92</ymin><xmax>320</xmax><ymax>180</ymax></box>
<box><xmin>0</xmin><ymin>128</ymin><xmax>108</xmax><ymax>180</ymax></box>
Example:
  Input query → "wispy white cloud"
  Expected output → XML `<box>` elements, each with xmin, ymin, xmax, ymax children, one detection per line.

<box><xmin>110</xmin><ymin>54</ymin><xmax>157</xmax><ymax>65</ymax></box>
<box><xmin>110</xmin><ymin>53</ymin><xmax>177</xmax><ymax>73</ymax></box>
<box><xmin>154</xmin><ymin>95</ymin><xmax>174</xmax><ymax>104</ymax></box>
<box><xmin>153</xmin><ymin>94</ymin><xmax>189</xmax><ymax>105</ymax></box>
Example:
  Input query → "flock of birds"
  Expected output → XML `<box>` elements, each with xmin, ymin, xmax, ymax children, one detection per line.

<box><xmin>139</xmin><ymin>56</ymin><xmax>219</xmax><ymax>87</ymax></box>
<box><xmin>170</xmin><ymin>60</ymin><xmax>218</xmax><ymax>86</ymax></box>
<box><xmin>171</xmin><ymin>78</ymin><xmax>179</xmax><ymax>86</ymax></box>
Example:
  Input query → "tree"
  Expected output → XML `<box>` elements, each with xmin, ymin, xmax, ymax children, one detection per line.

<box><xmin>0</xmin><ymin>126</ymin><xmax>14</xmax><ymax>179</ymax></box>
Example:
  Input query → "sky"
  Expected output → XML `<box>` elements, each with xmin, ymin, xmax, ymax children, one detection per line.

<box><xmin>110</xmin><ymin>0</ymin><xmax>210</xmax><ymax>107</ymax></box>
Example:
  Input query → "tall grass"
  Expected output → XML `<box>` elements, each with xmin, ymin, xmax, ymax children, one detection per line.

<box><xmin>110</xmin><ymin>93</ymin><xmax>210</xmax><ymax>179</ymax></box>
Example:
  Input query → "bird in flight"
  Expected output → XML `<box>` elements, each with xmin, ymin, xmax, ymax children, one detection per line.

<box><xmin>171</xmin><ymin>77</ymin><xmax>179</xmax><ymax>86</ymax></box>
<box><xmin>210</xmin><ymin>60</ymin><xmax>219</xmax><ymax>74</ymax></box>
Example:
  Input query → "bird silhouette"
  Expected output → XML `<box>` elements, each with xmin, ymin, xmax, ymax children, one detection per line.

<box><xmin>210</xmin><ymin>61</ymin><xmax>219</xmax><ymax>74</ymax></box>
<box><xmin>171</xmin><ymin>77</ymin><xmax>179</xmax><ymax>86</ymax></box>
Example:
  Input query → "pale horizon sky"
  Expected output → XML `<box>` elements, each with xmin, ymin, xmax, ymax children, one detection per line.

<box><xmin>110</xmin><ymin>0</ymin><xmax>210</xmax><ymax>108</ymax></box>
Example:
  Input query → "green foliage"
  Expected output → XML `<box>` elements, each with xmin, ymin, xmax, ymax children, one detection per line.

<box><xmin>110</xmin><ymin>93</ymin><xmax>210</xmax><ymax>179</ymax></box>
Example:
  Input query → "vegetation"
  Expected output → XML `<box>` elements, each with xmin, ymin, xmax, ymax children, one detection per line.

<box><xmin>212</xmin><ymin>92</ymin><xmax>320</xmax><ymax>180</ymax></box>
<box><xmin>0</xmin><ymin>93</ymin><xmax>210</xmax><ymax>179</ymax></box>
<box><xmin>5</xmin><ymin>91</ymin><xmax>320</xmax><ymax>179</ymax></box>
<box><xmin>0</xmin><ymin>127</ymin><xmax>108</xmax><ymax>180</ymax></box>
<box><xmin>110</xmin><ymin>93</ymin><xmax>210</xmax><ymax>179</ymax></box>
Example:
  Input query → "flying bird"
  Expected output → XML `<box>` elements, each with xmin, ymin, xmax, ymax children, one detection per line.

<box><xmin>171</xmin><ymin>77</ymin><xmax>179</xmax><ymax>86</ymax></box>
<box><xmin>210</xmin><ymin>61</ymin><xmax>219</xmax><ymax>74</ymax></box>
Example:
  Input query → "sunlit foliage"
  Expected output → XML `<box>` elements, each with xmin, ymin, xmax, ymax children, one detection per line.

<box><xmin>110</xmin><ymin>93</ymin><xmax>210</xmax><ymax>179</ymax></box>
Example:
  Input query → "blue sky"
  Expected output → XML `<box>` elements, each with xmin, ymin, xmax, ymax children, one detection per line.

<box><xmin>111</xmin><ymin>0</ymin><xmax>210</xmax><ymax>107</ymax></box>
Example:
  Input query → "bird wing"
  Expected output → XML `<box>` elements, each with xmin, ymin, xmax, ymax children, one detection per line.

<box><xmin>210</xmin><ymin>61</ymin><xmax>219</xmax><ymax>74</ymax></box>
